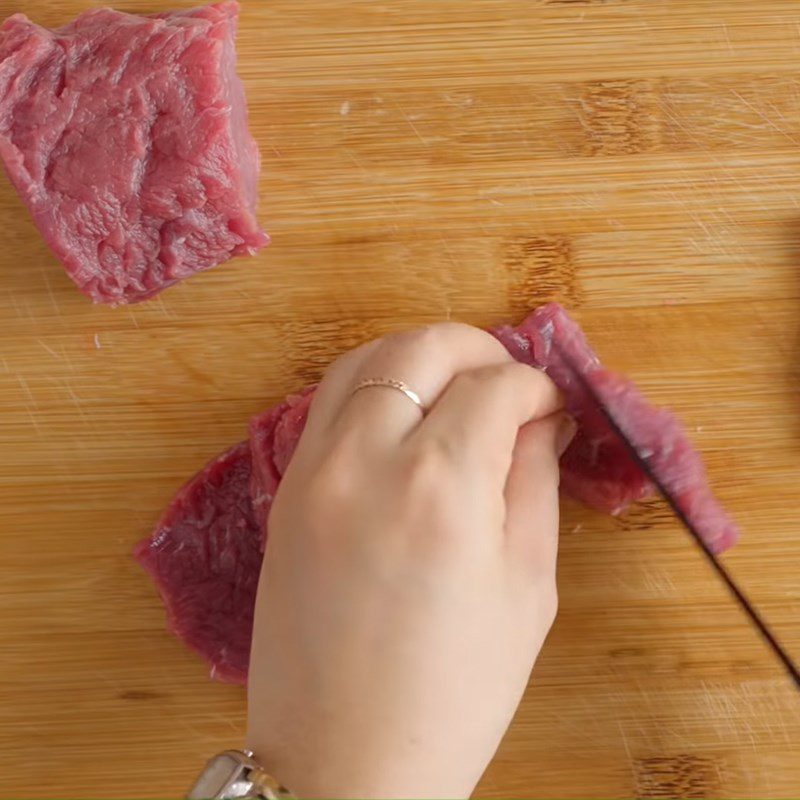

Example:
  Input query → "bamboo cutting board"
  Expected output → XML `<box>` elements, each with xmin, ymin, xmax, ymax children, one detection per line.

<box><xmin>1</xmin><ymin>1</ymin><xmax>799</xmax><ymax>797</ymax></box>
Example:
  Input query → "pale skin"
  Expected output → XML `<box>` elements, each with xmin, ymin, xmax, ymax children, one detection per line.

<box><xmin>247</xmin><ymin>323</ymin><xmax>576</xmax><ymax>799</ymax></box>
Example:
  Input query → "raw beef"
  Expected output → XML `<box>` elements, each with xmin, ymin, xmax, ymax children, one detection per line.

<box><xmin>0</xmin><ymin>2</ymin><xmax>267</xmax><ymax>305</ymax></box>
<box><xmin>136</xmin><ymin>304</ymin><xmax>739</xmax><ymax>683</ymax></box>
<box><xmin>249</xmin><ymin>388</ymin><xmax>313</xmax><ymax>538</ymax></box>
<box><xmin>134</xmin><ymin>389</ymin><xmax>302</xmax><ymax>682</ymax></box>
<box><xmin>492</xmin><ymin>304</ymin><xmax>740</xmax><ymax>554</ymax></box>
<box><xmin>134</xmin><ymin>443</ymin><xmax>261</xmax><ymax>683</ymax></box>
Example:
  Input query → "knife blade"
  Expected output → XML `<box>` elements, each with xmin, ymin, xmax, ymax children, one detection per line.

<box><xmin>557</xmin><ymin>351</ymin><xmax>800</xmax><ymax>691</ymax></box>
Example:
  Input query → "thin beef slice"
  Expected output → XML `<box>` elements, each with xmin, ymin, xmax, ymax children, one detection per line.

<box><xmin>249</xmin><ymin>389</ymin><xmax>313</xmax><ymax>538</ymax></box>
<box><xmin>0</xmin><ymin>2</ymin><xmax>268</xmax><ymax>305</ymax></box>
<box><xmin>492</xmin><ymin>303</ymin><xmax>739</xmax><ymax>554</ymax></box>
<box><xmin>136</xmin><ymin>304</ymin><xmax>739</xmax><ymax>682</ymax></box>
<box><xmin>134</xmin><ymin>442</ymin><xmax>261</xmax><ymax>683</ymax></box>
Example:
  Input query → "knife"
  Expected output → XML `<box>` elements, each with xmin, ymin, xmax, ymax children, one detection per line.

<box><xmin>558</xmin><ymin>351</ymin><xmax>800</xmax><ymax>691</ymax></box>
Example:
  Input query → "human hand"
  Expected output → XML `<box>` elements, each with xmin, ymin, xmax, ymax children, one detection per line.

<box><xmin>247</xmin><ymin>323</ymin><xmax>575</xmax><ymax>799</ymax></box>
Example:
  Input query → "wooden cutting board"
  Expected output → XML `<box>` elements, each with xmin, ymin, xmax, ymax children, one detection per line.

<box><xmin>1</xmin><ymin>1</ymin><xmax>799</xmax><ymax>797</ymax></box>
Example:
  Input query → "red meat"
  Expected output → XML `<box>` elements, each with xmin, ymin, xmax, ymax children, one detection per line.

<box><xmin>0</xmin><ymin>2</ymin><xmax>267</xmax><ymax>305</ymax></box>
<box><xmin>136</xmin><ymin>304</ymin><xmax>739</xmax><ymax>682</ymax></box>
<box><xmin>134</xmin><ymin>390</ymin><xmax>305</xmax><ymax>681</ymax></box>
<box><xmin>133</xmin><ymin>443</ymin><xmax>260</xmax><ymax>683</ymax></box>
<box><xmin>249</xmin><ymin>389</ymin><xmax>313</xmax><ymax>538</ymax></box>
<box><xmin>492</xmin><ymin>304</ymin><xmax>739</xmax><ymax>554</ymax></box>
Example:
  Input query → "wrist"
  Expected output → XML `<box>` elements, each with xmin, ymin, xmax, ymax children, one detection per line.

<box><xmin>245</xmin><ymin>741</ymin><xmax>361</xmax><ymax>800</ymax></box>
<box><xmin>245</xmin><ymin>736</ymin><xmax>330</xmax><ymax>800</ymax></box>
<box><xmin>246</xmin><ymin>734</ymin><xmax>476</xmax><ymax>800</ymax></box>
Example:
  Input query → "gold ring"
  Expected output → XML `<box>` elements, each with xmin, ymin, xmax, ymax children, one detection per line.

<box><xmin>351</xmin><ymin>378</ymin><xmax>426</xmax><ymax>412</ymax></box>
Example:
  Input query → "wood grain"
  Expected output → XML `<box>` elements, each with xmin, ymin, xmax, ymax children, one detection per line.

<box><xmin>1</xmin><ymin>1</ymin><xmax>799</xmax><ymax>797</ymax></box>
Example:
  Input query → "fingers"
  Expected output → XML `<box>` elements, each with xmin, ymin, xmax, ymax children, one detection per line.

<box><xmin>410</xmin><ymin>362</ymin><xmax>562</xmax><ymax>490</ymax></box>
<box><xmin>300</xmin><ymin>338</ymin><xmax>382</xmax><ymax>435</ymax></box>
<box><xmin>325</xmin><ymin>324</ymin><xmax>517</xmax><ymax>450</ymax></box>
<box><xmin>504</xmin><ymin>413</ymin><xmax>577</xmax><ymax>569</ymax></box>
<box><xmin>289</xmin><ymin>338</ymin><xmax>383</xmax><ymax>467</ymax></box>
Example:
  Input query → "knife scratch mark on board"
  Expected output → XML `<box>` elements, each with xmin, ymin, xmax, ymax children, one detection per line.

<box><xmin>16</xmin><ymin>374</ymin><xmax>42</xmax><ymax>435</ymax></box>
<box><xmin>37</xmin><ymin>339</ymin><xmax>60</xmax><ymax>359</ymax></box>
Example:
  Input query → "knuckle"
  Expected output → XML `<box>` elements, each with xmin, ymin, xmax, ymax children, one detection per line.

<box><xmin>486</xmin><ymin>360</ymin><xmax>541</xmax><ymax>388</ymax></box>
<box><xmin>392</xmin><ymin>322</ymin><xmax>504</xmax><ymax>359</ymax></box>
<box><xmin>325</xmin><ymin>339</ymin><xmax>382</xmax><ymax>380</ymax></box>
<box><xmin>402</xmin><ymin>438</ymin><xmax>454</xmax><ymax>491</ymax></box>
<box><xmin>399</xmin><ymin>447</ymin><xmax>470</xmax><ymax>557</ymax></box>
<box><xmin>356</xmin><ymin>326</ymin><xmax>447</xmax><ymax>369</ymax></box>
<box><xmin>399</xmin><ymin>443</ymin><xmax>465</xmax><ymax>524</ymax></box>
<box><xmin>394</xmin><ymin>323</ymin><xmax>455</xmax><ymax>356</ymax></box>
<box><xmin>450</xmin><ymin>361</ymin><xmax>527</xmax><ymax>404</ymax></box>
<box><xmin>468</xmin><ymin>361</ymin><xmax>559</xmax><ymax>412</ymax></box>
<box><xmin>522</xmin><ymin>363</ymin><xmax>557</xmax><ymax>396</ymax></box>
<box><xmin>435</xmin><ymin>323</ymin><xmax>511</xmax><ymax>361</ymax></box>
<box><xmin>415</xmin><ymin>321</ymin><xmax>474</xmax><ymax>343</ymax></box>
<box><xmin>460</xmin><ymin>362</ymin><xmax>509</xmax><ymax>390</ymax></box>
<box><xmin>530</xmin><ymin>575</ymin><xmax>559</xmax><ymax>627</ymax></box>
<box><xmin>510</xmin><ymin>562</ymin><xmax>559</xmax><ymax>625</ymax></box>
<box><xmin>542</xmin><ymin>582</ymin><xmax>559</xmax><ymax>625</ymax></box>
<box><xmin>301</xmin><ymin>446</ymin><xmax>360</xmax><ymax>517</ymax></box>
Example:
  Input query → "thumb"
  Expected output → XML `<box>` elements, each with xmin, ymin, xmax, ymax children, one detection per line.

<box><xmin>504</xmin><ymin>412</ymin><xmax>576</xmax><ymax>569</ymax></box>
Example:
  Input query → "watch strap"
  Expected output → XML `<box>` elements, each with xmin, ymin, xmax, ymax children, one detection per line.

<box><xmin>187</xmin><ymin>749</ymin><xmax>294</xmax><ymax>800</ymax></box>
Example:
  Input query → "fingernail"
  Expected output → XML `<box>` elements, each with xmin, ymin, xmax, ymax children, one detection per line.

<box><xmin>556</xmin><ymin>415</ymin><xmax>578</xmax><ymax>457</ymax></box>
